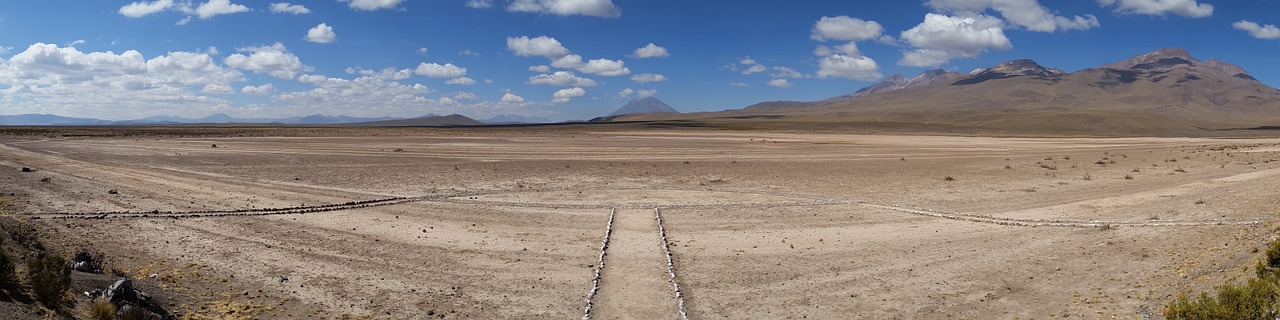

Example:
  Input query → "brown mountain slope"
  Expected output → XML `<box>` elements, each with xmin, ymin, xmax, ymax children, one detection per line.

<box><xmin>612</xmin><ymin>48</ymin><xmax>1280</xmax><ymax>135</ymax></box>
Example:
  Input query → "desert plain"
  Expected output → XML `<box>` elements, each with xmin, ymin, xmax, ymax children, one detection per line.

<box><xmin>3</xmin><ymin>127</ymin><xmax>1280</xmax><ymax>319</ymax></box>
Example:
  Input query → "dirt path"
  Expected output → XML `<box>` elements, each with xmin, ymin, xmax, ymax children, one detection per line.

<box><xmin>592</xmin><ymin>209</ymin><xmax>680</xmax><ymax>319</ymax></box>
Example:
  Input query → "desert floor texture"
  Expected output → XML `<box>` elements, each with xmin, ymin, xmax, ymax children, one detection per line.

<box><xmin>3</xmin><ymin>129</ymin><xmax>1280</xmax><ymax>319</ymax></box>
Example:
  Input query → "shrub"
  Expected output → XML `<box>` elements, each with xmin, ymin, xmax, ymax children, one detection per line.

<box><xmin>90</xmin><ymin>299</ymin><xmax>117</xmax><ymax>320</ymax></box>
<box><xmin>0</xmin><ymin>248</ymin><xmax>17</xmax><ymax>290</ymax></box>
<box><xmin>26</xmin><ymin>254</ymin><xmax>71</xmax><ymax>307</ymax></box>
<box><xmin>1165</xmin><ymin>276</ymin><xmax>1278</xmax><ymax>319</ymax></box>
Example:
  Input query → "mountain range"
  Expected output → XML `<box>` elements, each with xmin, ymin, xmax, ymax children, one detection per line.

<box><xmin>610</xmin><ymin>96</ymin><xmax>680</xmax><ymax>116</ymax></box>
<box><xmin>0</xmin><ymin>113</ymin><xmax>551</xmax><ymax>126</ymax></box>
<box><xmin>618</xmin><ymin>48</ymin><xmax>1280</xmax><ymax>135</ymax></box>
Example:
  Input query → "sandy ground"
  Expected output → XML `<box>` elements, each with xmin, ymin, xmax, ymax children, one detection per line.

<box><xmin>2</xmin><ymin>130</ymin><xmax>1280</xmax><ymax>319</ymax></box>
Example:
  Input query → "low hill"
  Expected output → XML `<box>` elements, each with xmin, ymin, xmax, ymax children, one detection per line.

<box><xmin>346</xmin><ymin>114</ymin><xmax>483</xmax><ymax>127</ymax></box>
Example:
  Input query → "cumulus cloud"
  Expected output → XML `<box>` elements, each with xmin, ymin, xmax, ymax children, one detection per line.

<box><xmin>305</xmin><ymin>23</ymin><xmax>337</xmax><ymax>44</ymax></box>
<box><xmin>194</xmin><ymin>0</ymin><xmax>250</xmax><ymax>19</ymax></box>
<box><xmin>814</xmin><ymin>42</ymin><xmax>860</xmax><ymax>57</ymax></box>
<box><xmin>241</xmin><ymin>83</ymin><xmax>275</xmax><ymax>95</ymax></box>
<box><xmin>811</xmin><ymin>16</ymin><xmax>884</xmax><ymax>41</ymax></box>
<box><xmin>507</xmin><ymin>36</ymin><xmax>572</xmax><ymax>58</ymax></box>
<box><xmin>630</xmin><ymin>73</ymin><xmax>666</xmax><ymax>83</ymax></box>
<box><xmin>729</xmin><ymin>82</ymin><xmax>748</xmax><ymax>87</ymax></box>
<box><xmin>271</xmin><ymin>75</ymin><xmax>471</xmax><ymax>118</ymax></box>
<box><xmin>636</xmin><ymin>89</ymin><xmax>656</xmax><ymax>97</ymax></box>
<box><xmin>466</xmin><ymin>0</ymin><xmax>493</xmax><ymax>9</ymax></box>
<box><xmin>927</xmin><ymin>0</ymin><xmax>1099</xmax><ymax>32</ymax></box>
<box><xmin>617</xmin><ymin>88</ymin><xmax>634</xmax><ymax>97</ymax></box>
<box><xmin>528</xmin><ymin>71</ymin><xmax>598</xmax><ymax>87</ymax></box>
<box><xmin>1097</xmin><ymin>0</ymin><xmax>1212</xmax><ymax>18</ymax></box>
<box><xmin>501</xmin><ymin>92</ymin><xmax>525</xmax><ymax>103</ymax></box>
<box><xmin>416</xmin><ymin>47</ymin><xmax>429</xmax><ymax>55</ymax></box>
<box><xmin>270</xmin><ymin>3</ymin><xmax>310</xmax><ymax>14</ymax></box>
<box><xmin>349</xmin><ymin>67</ymin><xmax>413</xmax><ymax>80</ymax></box>
<box><xmin>0</xmin><ymin>42</ymin><xmax>248</xmax><ymax>119</ymax></box>
<box><xmin>551</xmin><ymin>54</ymin><xmax>585</xmax><ymax>68</ymax></box>
<box><xmin>898</xmin><ymin>13</ymin><xmax>1012</xmax><ymax>67</ymax></box>
<box><xmin>224</xmin><ymin>43</ymin><xmax>310</xmax><ymax>79</ymax></box>
<box><xmin>202</xmin><ymin>84</ymin><xmax>234</xmax><ymax>94</ymax></box>
<box><xmin>446</xmin><ymin>77</ymin><xmax>476</xmax><ymax>85</ymax></box>
<box><xmin>1233</xmin><ymin>20</ymin><xmax>1280</xmax><ymax>40</ymax></box>
<box><xmin>577</xmin><ymin>58</ymin><xmax>629</xmax><ymax>76</ymax></box>
<box><xmin>817</xmin><ymin>54</ymin><xmax>882</xmax><ymax>81</ymax></box>
<box><xmin>770</xmin><ymin>67</ymin><xmax>804</xmax><ymax>78</ymax></box>
<box><xmin>119</xmin><ymin>0</ymin><xmax>174</xmax><ymax>18</ymax></box>
<box><xmin>631</xmin><ymin>43</ymin><xmax>670</xmax><ymax>58</ymax></box>
<box><xmin>453</xmin><ymin>91</ymin><xmax>479</xmax><ymax>100</ymax></box>
<box><xmin>529</xmin><ymin>65</ymin><xmax>551</xmax><ymax>73</ymax></box>
<box><xmin>341</xmin><ymin>0</ymin><xmax>406</xmax><ymax>11</ymax></box>
<box><xmin>507</xmin><ymin>0</ymin><xmax>620</xmax><ymax>18</ymax></box>
<box><xmin>766</xmin><ymin>79</ymin><xmax>791</xmax><ymax>88</ymax></box>
<box><xmin>414</xmin><ymin>62</ymin><xmax>467</xmax><ymax>78</ymax></box>
<box><xmin>551</xmin><ymin>87</ymin><xmax>586</xmax><ymax>103</ymax></box>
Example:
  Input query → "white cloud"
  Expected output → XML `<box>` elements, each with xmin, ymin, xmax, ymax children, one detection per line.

<box><xmin>1233</xmin><ymin>20</ymin><xmax>1280</xmax><ymax>40</ymax></box>
<box><xmin>224</xmin><ymin>43</ymin><xmax>310</xmax><ymax>79</ymax></box>
<box><xmin>630</xmin><ymin>73</ymin><xmax>667</xmax><ymax>83</ymax></box>
<box><xmin>194</xmin><ymin>0</ymin><xmax>250</xmax><ymax>19</ymax></box>
<box><xmin>271</xmin><ymin>75</ymin><xmax>467</xmax><ymax>118</ymax></box>
<box><xmin>270</xmin><ymin>3</ymin><xmax>310</xmax><ymax>14</ymax></box>
<box><xmin>202</xmin><ymin>84</ymin><xmax>234</xmax><ymax>94</ymax></box>
<box><xmin>770</xmin><ymin>67</ymin><xmax>804</xmax><ymax>78</ymax></box>
<box><xmin>453</xmin><ymin>91</ymin><xmax>479</xmax><ymax>100</ymax></box>
<box><xmin>528</xmin><ymin>71</ymin><xmax>598</xmax><ymax>87</ymax></box>
<box><xmin>742</xmin><ymin>64</ymin><xmax>766</xmax><ymax>75</ymax></box>
<box><xmin>414</xmin><ymin>62</ymin><xmax>467</xmax><ymax>78</ymax></box>
<box><xmin>507</xmin><ymin>0</ymin><xmax>620</xmax><ymax>18</ymax></box>
<box><xmin>0</xmin><ymin>43</ymin><xmax>249</xmax><ymax>119</ymax></box>
<box><xmin>552</xmin><ymin>87</ymin><xmax>586</xmax><ymax>103</ymax></box>
<box><xmin>0</xmin><ymin>46</ymin><xmax>13</xmax><ymax>55</ymax></box>
<box><xmin>241</xmin><ymin>83</ymin><xmax>275</xmax><ymax>95</ymax></box>
<box><xmin>898</xmin><ymin>13</ymin><xmax>1012</xmax><ymax>66</ymax></box>
<box><xmin>766</xmin><ymin>79</ymin><xmax>791</xmax><ymax>88</ymax></box>
<box><xmin>729</xmin><ymin>82</ymin><xmax>748</xmax><ymax>87</ymax></box>
<box><xmin>814</xmin><ymin>41</ymin><xmax>860</xmax><ymax>57</ymax></box>
<box><xmin>551</xmin><ymin>54</ymin><xmax>585</xmax><ymax>68</ymax></box>
<box><xmin>298</xmin><ymin>74</ymin><xmax>327</xmax><ymax>84</ymax></box>
<box><xmin>341</xmin><ymin>0</ymin><xmax>406</xmax><ymax>11</ymax></box>
<box><xmin>459</xmin><ymin>49</ymin><xmax>481</xmax><ymax>56</ymax></box>
<box><xmin>446</xmin><ymin>77</ymin><xmax>476</xmax><ymax>85</ymax></box>
<box><xmin>817</xmin><ymin>54</ymin><xmax>882</xmax><ymax>81</ymax></box>
<box><xmin>119</xmin><ymin>0</ymin><xmax>174</xmax><ymax>18</ymax></box>
<box><xmin>416</xmin><ymin>47</ymin><xmax>429</xmax><ymax>55</ymax></box>
<box><xmin>501</xmin><ymin>92</ymin><xmax>525</xmax><ymax>103</ymax></box>
<box><xmin>529</xmin><ymin>65</ymin><xmax>551</xmax><ymax>72</ymax></box>
<box><xmin>305</xmin><ymin>23</ymin><xmax>337</xmax><ymax>44</ymax></box>
<box><xmin>927</xmin><ymin>0</ymin><xmax>1099</xmax><ymax>32</ymax></box>
<box><xmin>739</xmin><ymin>57</ymin><xmax>757</xmax><ymax>65</ymax></box>
<box><xmin>176</xmin><ymin>16</ymin><xmax>193</xmax><ymax>25</ymax></box>
<box><xmin>617</xmin><ymin>88</ymin><xmax>634</xmax><ymax>97</ymax></box>
<box><xmin>811</xmin><ymin>16</ymin><xmax>884</xmax><ymax>41</ymax></box>
<box><xmin>350</xmin><ymin>67</ymin><xmax>413</xmax><ymax>80</ymax></box>
<box><xmin>577</xmin><ymin>58</ymin><xmax>629</xmax><ymax>76</ymax></box>
<box><xmin>1097</xmin><ymin>0</ymin><xmax>1212</xmax><ymax>18</ymax></box>
<box><xmin>507</xmin><ymin>36</ymin><xmax>571</xmax><ymax>58</ymax></box>
<box><xmin>636</xmin><ymin>89</ymin><xmax>656</xmax><ymax>97</ymax></box>
<box><xmin>632</xmin><ymin>43</ymin><xmax>670</xmax><ymax>58</ymax></box>
<box><xmin>466</xmin><ymin>0</ymin><xmax>493</xmax><ymax>9</ymax></box>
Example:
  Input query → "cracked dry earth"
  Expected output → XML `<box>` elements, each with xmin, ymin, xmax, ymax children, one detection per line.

<box><xmin>3</xmin><ymin>130</ymin><xmax>1280</xmax><ymax>319</ymax></box>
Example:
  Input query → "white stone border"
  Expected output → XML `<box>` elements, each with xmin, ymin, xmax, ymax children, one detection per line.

<box><xmin>655</xmin><ymin>208</ymin><xmax>690</xmax><ymax>320</ymax></box>
<box><xmin>581</xmin><ymin>207</ymin><xmax>616</xmax><ymax>320</ymax></box>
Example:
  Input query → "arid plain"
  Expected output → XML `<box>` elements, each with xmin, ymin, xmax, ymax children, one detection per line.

<box><xmin>4</xmin><ymin>127</ymin><xmax>1280</xmax><ymax>319</ymax></box>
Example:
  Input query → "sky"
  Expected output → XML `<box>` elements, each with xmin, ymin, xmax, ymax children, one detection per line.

<box><xmin>1</xmin><ymin>0</ymin><xmax>1279</xmax><ymax>122</ymax></box>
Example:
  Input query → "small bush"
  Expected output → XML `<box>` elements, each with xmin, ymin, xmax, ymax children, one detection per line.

<box><xmin>1165</xmin><ymin>276</ymin><xmax>1278</xmax><ymax>320</ymax></box>
<box><xmin>26</xmin><ymin>254</ymin><xmax>72</xmax><ymax>307</ymax></box>
<box><xmin>0</xmin><ymin>248</ymin><xmax>17</xmax><ymax>290</ymax></box>
<box><xmin>90</xmin><ymin>299</ymin><xmax>117</xmax><ymax>320</ymax></box>
<box><xmin>943</xmin><ymin>176</ymin><xmax>955</xmax><ymax>181</ymax></box>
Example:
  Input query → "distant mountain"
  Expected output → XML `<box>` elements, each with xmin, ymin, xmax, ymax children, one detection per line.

<box><xmin>484</xmin><ymin>114</ymin><xmax>552</xmax><ymax>124</ymax></box>
<box><xmin>606</xmin><ymin>48</ymin><xmax>1280</xmax><ymax>135</ymax></box>
<box><xmin>0</xmin><ymin>114</ymin><xmax>113</xmax><ymax>126</ymax></box>
<box><xmin>346</xmin><ymin>114</ymin><xmax>483</xmax><ymax>127</ymax></box>
<box><xmin>826</xmin><ymin>68</ymin><xmax>967</xmax><ymax>101</ymax></box>
<box><xmin>609</xmin><ymin>96</ymin><xmax>679</xmax><ymax>116</ymax></box>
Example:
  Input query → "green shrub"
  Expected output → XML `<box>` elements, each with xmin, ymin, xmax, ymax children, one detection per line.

<box><xmin>26</xmin><ymin>254</ymin><xmax>71</xmax><ymax>307</ymax></box>
<box><xmin>1166</xmin><ymin>275</ymin><xmax>1279</xmax><ymax>319</ymax></box>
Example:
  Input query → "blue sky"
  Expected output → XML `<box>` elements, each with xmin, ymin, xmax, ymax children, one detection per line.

<box><xmin>1</xmin><ymin>0</ymin><xmax>1278</xmax><ymax>121</ymax></box>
